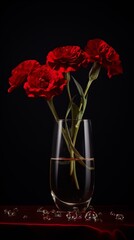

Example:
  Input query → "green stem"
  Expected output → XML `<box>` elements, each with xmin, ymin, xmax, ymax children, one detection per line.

<box><xmin>68</xmin><ymin>63</ymin><xmax>101</xmax><ymax>187</ymax></box>
<box><xmin>65</xmin><ymin>73</ymin><xmax>80</xmax><ymax>188</ymax></box>
<box><xmin>79</xmin><ymin>62</ymin><xmax>101</xmax><ymax>114</ymax></box>
<box><xmin>71</xmin><ymin>62</ymin><xmax>101</xmax><ymax>157</ymax></box>
<box><xmin>47</xmin><ymin>98</ymin><xmax>59</xmax><ymax>123</ymax></box>
<box><xmin>47</xmin><ymin>62</ymin><xmax>101</xmax><ymax>191</ymax></box>
<box><xmin>47</xmin><ymin>98</ymin><xmax>80</xmax><ymax>189</ymax></box>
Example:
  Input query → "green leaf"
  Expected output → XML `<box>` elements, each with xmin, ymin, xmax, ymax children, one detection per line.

<box><xmin>89</xmin><ymin>61</ymin><xmax>101</xmax><ymax>82</ymax></box>
<box><xmin>72</xmin><ymin>76</ymin><xmax>88</xmax><ymax>118</ymax></box>
<box><xmin>72</xmin><ymin>76</ymin><xmax>84</xmax><ymax>97</ymax></box>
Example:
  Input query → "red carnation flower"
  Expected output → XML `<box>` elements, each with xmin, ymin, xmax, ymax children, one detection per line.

<box><xmin>23</xmin><ymin>65</ymin><xmax>67</xmax><ymax>100</ymax></box>
<box><xmin>8</xmin><ymin>60</ymin><xmax>40</xmax><ymax>93</ymax></box>
<box><xmin>85</xmin><ymin>39</ymin><xmax>123</xmax><ymax>78</ymax></box>
<box><xmin>46</xmin><ymin>45</ymin><xmax>89</xmax><ymax>72</ymax></box>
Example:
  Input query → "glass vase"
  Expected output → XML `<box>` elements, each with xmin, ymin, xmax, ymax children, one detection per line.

<box><xmin>50</xmin><ymin>119</ymin><xmax>95</xmax><ymax>211</ymax></box>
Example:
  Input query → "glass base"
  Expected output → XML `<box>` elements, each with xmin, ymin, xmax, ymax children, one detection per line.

<box><xmin>51</xmin><ymin>191</ymin><xmax>92</xmax><ymax>212</ymax></box>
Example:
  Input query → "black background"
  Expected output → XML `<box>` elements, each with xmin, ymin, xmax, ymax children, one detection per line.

<box><xmin>0</xmin><ymin>1</ymin><xmax>133</xmax><ymax>207</ymax></box>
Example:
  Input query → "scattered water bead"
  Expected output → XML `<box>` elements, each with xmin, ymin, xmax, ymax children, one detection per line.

<box><xmin>115</xmin><ymin>213</ymin><xmax>124</xmax><ymax>221</ymax></box>
<box><xmin>7</xmin><ymin>210</ymin><xmax>16</xmax><ymax>217</ymax></box>
<box><xmin>2</xmin><ymin>206</ymin><xmax>125</xmax><ymax>223</ymax></box>
<box><xmin>66</xmin><ymin>210</ymin><xmax>78</xmax><ymax>221</ymax></box>
<box><xmin>13</xmin><ymin>208</ymin><xmax>19</xmax><ymax>212</ymax></box>
<box><xmin>84</xmin><ymin>210</ymin><xmax>99</xmax><ymax>222</ymax></box>
<box><xmin>3</xmin><ymin>208</ymin><xmax>19</xmax><ymax>217</ymax></box>
<box><xmin>48</xmin><ymin>209</ymin><xmax>62</xmax><ymax>217</ymax></box>
<box><xmin>36</xmin><ymin>207</ymin><xmax>52</xmax><ymax>220</ymax></box>
<box><xmin>110</xmin><ymin>211</ymin><xmax>125</xmax><ymax>221</ymax></box>
<box><xmin>37</xmin><ymin>207</ymin><xmax>47</xmax><ymax>213</ymax></box>
<box><xmin>4</xmin><ymin>209</ymin><xmax>8</xmax><ymax>214</ymax></box>
<box><xmin>110</xmin><ymin>211</ymin><xmax>116</xmax><ymax>216</ymax></box>
<box><xmin>42</xmin><ymin>209</ymin><xmax>49</xmax><ymax>215</ymax></box>
<box><xmin>53</xmin><ymin>210</ymin><xmax>62</xmax><ymax>217</ymax></box>
<box><xmin>42</xmin><ymin>209</ymin><xmax>52</xmax><ymax>220</ymax></box>
<box><xmin>43</xmin><ymin>215</ymin><xmax>52</xmax><ymax>221</ymax></box>
<box><xmin>72</xmin><ymin>207</ymin><xmax>82</xmax><ymax>219</ymax></box>
<box><xmin>51</xmin><ymin>209</ymin><xmax>56</xmax><ymax>214</ymax></box>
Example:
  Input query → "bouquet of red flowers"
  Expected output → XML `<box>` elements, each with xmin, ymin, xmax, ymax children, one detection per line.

<box><xmin>8</xmin><ymin>38</ymin><xmax>123</xmax><ymax>189</ymax></box>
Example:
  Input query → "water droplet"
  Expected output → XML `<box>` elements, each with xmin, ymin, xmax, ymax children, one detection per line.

<box><xmin>84</xmin><ymin>210</ymin><xmax>99</xmax><ymax>222</ymax></box>
<box><xmin>66</xmin><ymin>210</ymin><xmax>78</xmax><ymax>221</ymax></box>
<box><xmin>110</xmin><ymin>211</ymin><xmax>116</xmax><ymax>216</ymax></box>
<box><xmin>43</xmin><ymin>215</ymin><xmax>52</xmax><ymax>221</ymax></box>
<box><xmin>37</xmin><ymin>207</ymin><xmax>46</xmax><ymax>213</ymax></box>
<box><xmin>54</xmin><ymin>211</ymin><xmax>62</xmax><ymax>217</ymax></box>
<box><xmin>115</xmin><ymin>213</ymin><xmax>124</xmax><ymax>221</ymax></box>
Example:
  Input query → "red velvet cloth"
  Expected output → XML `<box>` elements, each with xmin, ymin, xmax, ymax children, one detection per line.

<box><xmin>0</xmin><ymin>205</ymin><xmax>133</xmax><ymax>240</ymax></box>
